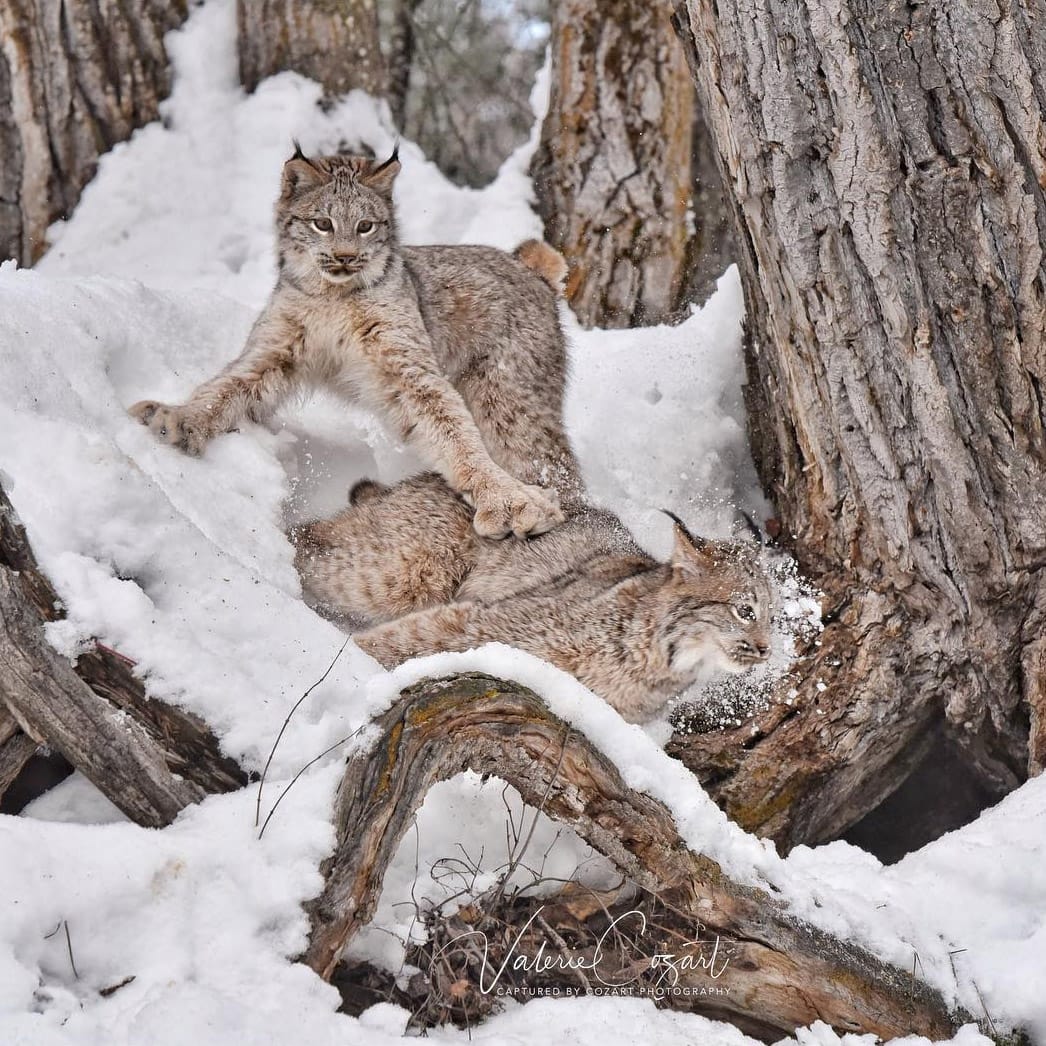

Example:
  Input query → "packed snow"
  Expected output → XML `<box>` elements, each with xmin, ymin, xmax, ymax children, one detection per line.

<box><xmin>1</xmin><ymin>1</ymin><xmax>1042</xmax><ymax>1044</ymax></box>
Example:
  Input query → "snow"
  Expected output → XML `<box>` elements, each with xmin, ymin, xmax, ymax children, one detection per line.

<box><xmin>0</xmin><ymin>1</ymin><xmax>1041</xmax><ymax>1044</ymax></box>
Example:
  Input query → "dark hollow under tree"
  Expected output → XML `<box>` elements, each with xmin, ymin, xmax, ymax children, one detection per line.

<box><xmin>669</xmin><ymin>0</ymin><xmax>1046</xmax><ymax>847</ymax></box>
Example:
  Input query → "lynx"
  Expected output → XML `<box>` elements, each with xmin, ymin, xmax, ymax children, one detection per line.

<box><xmin>293</xmin><ymin>474</ymin><xmax>773</xmax><ymax>723</ymax></box>
<box><xmin>129</xmin><ymin>145</ymin><xmax>582</xmax><ymax>538</ymax></box>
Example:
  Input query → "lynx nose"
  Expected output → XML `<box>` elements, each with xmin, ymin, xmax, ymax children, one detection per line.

<box><xmin>333</xmin><ymin>251</ymin><xmax>359</xmax><ymax>265</ymax></box>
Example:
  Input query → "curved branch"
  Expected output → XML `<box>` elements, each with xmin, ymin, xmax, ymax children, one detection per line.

<box><xmin>304</xmin><ymin>673</ymin><xmax>959</xmax><ymax>1042</ymax></box>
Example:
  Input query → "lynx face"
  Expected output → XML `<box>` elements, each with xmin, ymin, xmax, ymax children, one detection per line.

<box><xmin>276</xmin><ymin>147</ymin><xmax>400</xmax><ymax>289</ymax></box>
<box><xmin>656</xmin><ymin>518</ymin><xmax>773</xmax><ymax>682</ymax></box>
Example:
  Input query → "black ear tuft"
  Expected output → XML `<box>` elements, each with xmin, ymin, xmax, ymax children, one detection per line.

<box><xmin>372</xmin><ymin>140</ymin><xmax>400</xmax><ymax>177</ymax></box>
<box><xmin>661</xmin><ymin>508</ymin><xmax>707</xmax><ymax>552</ymax></box>
<box><xmin>737</xmin><ymin>510</ymin><xmax>767</xmax><ymax>546</ymax></box>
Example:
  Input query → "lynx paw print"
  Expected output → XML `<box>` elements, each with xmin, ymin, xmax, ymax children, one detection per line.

<box><xmin>129</xmin><ymin>400</ymin><xmax>212</xmax><ymax>457</ymax></box>
<box><xmin>472</xmin><ymin>480</ymin><xmax>564</xmax><ymax>539</ymax></box>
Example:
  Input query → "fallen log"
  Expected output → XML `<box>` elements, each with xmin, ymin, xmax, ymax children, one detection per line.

<box><xmin>305</xmin><ymin>673</ymin><xmax>962</xmax><ymax>1043</ymax></box>
<box><xmin>0</xmin><ymin>483</ymin><xmax>247</xmax><ymax>825</ymax></box>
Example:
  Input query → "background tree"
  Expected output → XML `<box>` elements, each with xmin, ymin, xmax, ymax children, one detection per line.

<box><xmin>531</xmin><ymin>0</ymin><xmax>695</xmax><ymax>327</ymax></box>
<box><xmin>669</xmin><ymin>0</ymin><xmax>1046</xmax><ymax>848</ymax></box>
<box><xmin>385</xmin><ymin>0</ymin><xmax>550</xmax><ymax>187</ymax></box>
<box><xmin>237</xmin><ymin>0</ymin><xmax>386</xmax><ymax>98</ymax></box>
<box><xmin>0</xmin><ymin>0</ymin><xmax>189</xmax><ymax>266</ymax></box>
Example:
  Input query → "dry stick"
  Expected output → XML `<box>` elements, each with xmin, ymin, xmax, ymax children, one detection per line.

<box><xmin>258</xmin><ymin>728</ymin><xmax>361</xmax><ymax>840</ymax></box>
<box><xmin>254</xmin><ymin>637</ymin><xmax>350</xmax><ymax>828</ymax></box>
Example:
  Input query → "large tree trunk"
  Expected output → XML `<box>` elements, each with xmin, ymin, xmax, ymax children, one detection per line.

<box><xmin>670</xmin><ymin>0</ymin><xmax>1046</xmax><ymax>846</ymax></box>
<box><xmin>0</xmin><ymin>0</ymin><xmax>189</xmax><ymax>265</ymax></box>
<box><xmin>531</xmin><ymin>0</ymin><xmax>695</xmax><ymax>328</ymax></box>
<box><xmin>236</xmin><ymin>0</ymin><xmax>386</xmax><ymax>98</ymax></box>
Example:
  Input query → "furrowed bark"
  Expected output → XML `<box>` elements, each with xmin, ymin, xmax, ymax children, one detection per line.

<box><xmin>304</xmin><ymin>673</ymin><xmax>959</xmax><ymax>1042</ymax></box>
<box><xmin>0</xmin><ymin>484</ymin><xmax>246</xmax><ymax>825</ymax></box>
<box><xmin>669</xmin><ymin>0</ymin><xmax>1046</xmax><ymax>845</ymax></box>
<box><xmin>0</xmin><ymin>707</ymin><xmax>37</xmax><ymax>803</ymax></box>
<box><xmin>0</xmin><ymin>0</ymin><xmax>189</xmax><ymax>265</ymax></box>
<box><xmin>236</xmin><ymin>0</ymin><xmax>386</xmax><ymax>98</ymax></box>
<box><xmin>532</xmin><ymin>0</ymin><xmax>695</xmax><ymax>327</ymax></box>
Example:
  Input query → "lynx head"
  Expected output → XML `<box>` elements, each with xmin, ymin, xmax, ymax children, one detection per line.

<box><xmin>654</xmin><ymin>512</ymin><xmax>773</xmax><ymax>683</ymax></box>
<box><xmin>276</xmin><ymin>143</ymin><xmax>401</xmax><ymax>288</ymax></box>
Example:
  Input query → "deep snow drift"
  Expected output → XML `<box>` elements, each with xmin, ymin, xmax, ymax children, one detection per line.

<box><xmin>1</xmin><ymin>2</ymin><xmax>1043</xmax><ymax>1044</ymax></box>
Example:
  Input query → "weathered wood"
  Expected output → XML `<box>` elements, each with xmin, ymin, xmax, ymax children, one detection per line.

<box><xmin>0</xmin><ymin>707</ymin><xmax>37</xmax><ymax>802</ymax></box>
<box><xmin>669</xmin><ymin>0</ymin><xmax>1046</xmax><ymax>844</ymax></box>
<box><xmin>532</xmin><ymin>0</ymin><xmax>694</xmax><ymax>327</ymax></box>
<box><xmin>304</xmin><ymin>673</ymin><xmax>959</xmax><ymax>1042</ymax></box>
<box><xmin>0</xmin><ymin>484</ymin><xmax>246</xmax><ymax>825</ymax></box>
<box><xmin>236</xmin><ymin>0</ymin><xmax>386</xmax><ymax>98</ymax></box>
<box><xmin>0</xmin><ymin>0</ymin><xmax>189</xmax><ymax>265</ymax></box>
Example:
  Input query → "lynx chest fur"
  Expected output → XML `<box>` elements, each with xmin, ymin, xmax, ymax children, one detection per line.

<box><xmin>130</xmin><ymin>145</ymin><xmax>582</xmax><ymax>540</ymax></box>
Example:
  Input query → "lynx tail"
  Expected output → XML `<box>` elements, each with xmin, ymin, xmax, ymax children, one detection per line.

<box><xmin>514</xmin><ymin>239</ymin><xmax>568</xmax><ymax>293</ymax></box>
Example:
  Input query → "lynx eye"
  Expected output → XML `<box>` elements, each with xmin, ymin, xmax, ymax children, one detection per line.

<box><xmin>356</xmin><ymin>219</ymin><xmax>376</xmax><ymax>235</ymax></box>
<box><xmin>310</xmin><ymin>217</ymin><xmax>334</xmax><ymax>233</ymax></box>
<box><xmin>734</xmin><ymin>603</ymin><xmax>757</xmax><ymax>622</ymax></box>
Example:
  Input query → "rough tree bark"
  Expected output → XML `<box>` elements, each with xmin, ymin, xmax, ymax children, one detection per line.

<box><xmin>0</xmin><ymin>484</ymin><xmax>247</xmax><ymax>824</ymax></box>
<box><xmin>0</xmin><ymin>0</ymin><xmax>189</xmax><ymax>265</ymax></box>
<box><xmin>305</xmin><ymin>673</ymin><xmax>960</xmax><ymax>1042</ymax></box>
<box><xmin>237</xmin><ymin>0</ymin><xmax>386</xmax><ymax>98</ymax></box>
<box><xmin>531</xmin><ymin>0</ymin><xmax>695</xmax><ymax>327</ymax></box>
<box><xmin>386</xmin><ymin>0</ymin><xmax>421</xmax><ymax>129</ymax></box>
<box><xmin>669</xmin><ymin>0</ymin><xmax>1046</xmax><ymax>845</ymax></box>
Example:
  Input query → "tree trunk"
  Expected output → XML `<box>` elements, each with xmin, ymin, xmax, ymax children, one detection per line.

<box><xmin>385</xmin><ymin>0</ymin><xmax>420</xmax><ymax>130</ymax></box>
<box><xmin>304</xmin><ymin>673</ymin><xmax>960</xmax><ymax>1042</ymax></box>
<box><xmin>0</xmin><ymin>0</ymin><xmax>189</xmax><ymax>265</ymax></box>
<box><xmin>237</xmin><ymin>0</ymin><xmax>386</xmax><ymax>98</ymax></box>
<box><xmin>531</xmin><ymin>0</ymin><xmax>694</xmax><ymax>328</ymax></box>
<box><xmin>0</xmin><ymin>484</ymin><xmax>247</xmax><ymax>826</ymax></box>
<box><xmin>669</xmin><ymin>0</ymin><xmax>1046</xmax><ymax>846</ymax></box>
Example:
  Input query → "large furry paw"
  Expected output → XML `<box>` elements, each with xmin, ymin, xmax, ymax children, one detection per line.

<box><xmin>128</xmin><ymin>400</ymin><xmax>213</xmax><ymax>457</ymax></box>
<box><xmin>472</xmin><ymin>479</ymin><xmax>564</xmax><ymax>539</ymax></box>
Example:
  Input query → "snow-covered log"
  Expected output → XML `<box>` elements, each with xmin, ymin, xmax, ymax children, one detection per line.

<box><xmin>305</xmin><ymin>673</ymin><xmax>960</xmax><ymax>1042</ymax></box>
<box><xmin>0</xmin><ymin>484</ymin><xmax>247</xmax><ymax>825</ymax></box>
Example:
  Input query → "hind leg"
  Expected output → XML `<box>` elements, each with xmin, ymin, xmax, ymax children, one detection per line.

<box><xmin>291</xmin><ymin>473</ymin><xmax>479</xmax><ymax>625</ymax></box>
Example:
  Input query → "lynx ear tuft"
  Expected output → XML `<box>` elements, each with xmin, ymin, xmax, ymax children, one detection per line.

<box><xmin>363</xmin><ymin>141</ymin><xmax>401</xmax><ymax>196</ymax></box>
<box><xmin>281</xmin><ymin>141</ymin><xmax>328</xmax><ymax>198</ymax></box>
<box><xmin>662</xmin><ymin>509</ymin><xmax>712</xmax><ymax>569</ymax></box>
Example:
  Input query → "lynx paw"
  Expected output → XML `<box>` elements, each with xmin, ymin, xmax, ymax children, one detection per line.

<box><xmin>129</xmin><ymin>400</ymin><xmax>212</xmax><ymax>457</ymax></box>
<box><xmin>472</xmin><ymin>480</ymin><xmax>564</xmax><ymax>539</ymax></box>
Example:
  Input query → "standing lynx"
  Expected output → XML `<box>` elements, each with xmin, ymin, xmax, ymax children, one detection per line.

<box><xmin>294</xmin><ymin>475</ymin><xmax>773</xmax><ymax>722</ymax></box>
<box><xmin>129</xmin><ymin>145</ymin><xmax>582</xmax><ymax>538</ymax></box>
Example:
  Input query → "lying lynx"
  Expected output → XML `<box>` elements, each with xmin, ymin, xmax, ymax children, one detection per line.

<box><xmin>294</xmin><ymin>475</ymin><xmax>773</xmax><ymax>722</ymax></box>
<box><xmin>129</xmin><ymin>145</ymin><xmax>582</xmax><ymax>538</ymax></box>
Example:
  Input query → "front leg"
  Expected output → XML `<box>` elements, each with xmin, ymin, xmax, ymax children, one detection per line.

<box><xmin>129</xmin><ymin>307</ymin><xmax>304</xmax><ymax>456</ymax></box>
<box><xmin>356</xmin><ymin>319</ymin><xmax>564</xmax><ymax>538</ymax></box>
